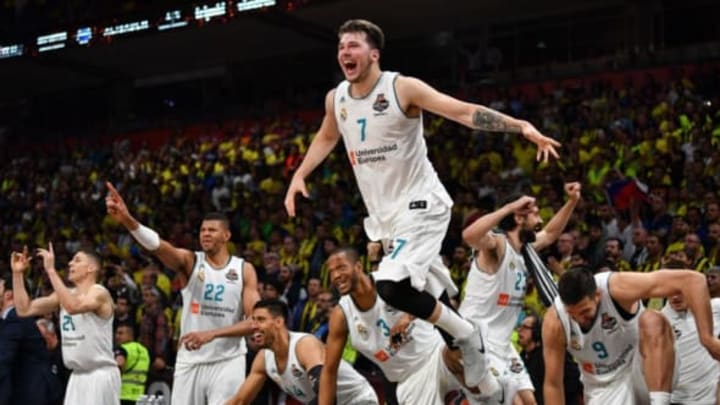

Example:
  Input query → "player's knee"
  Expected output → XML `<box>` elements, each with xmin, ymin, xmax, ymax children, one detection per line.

<box><xmin>375</xmin><ymin>279</ymin><xmax>435</xmax><ymax>319</ymax></box>
<box><xmin>376</xmin><ymin>280</ymin><xmax>411</xmax><ymax>310</ymax></box>
<box><xmin>375</xmin><ymin>279</ymin><xmax>398</xmax><ymax>304</ymax></box>
<box><xmin>639</xmin><ymin>310</ymin><xmax>672</xmax><ymax>342</ymax></box>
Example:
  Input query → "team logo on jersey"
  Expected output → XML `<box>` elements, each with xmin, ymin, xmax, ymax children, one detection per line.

<box><xmin>226</xmin><ymin>269</ymin><xmax>239</xmax><ymax>281</ymax></box>
<box><xmin>197</xmin><ymin>264</ymin><xmax>206</xmax><ymax>282</ymax></box>
<box><xmin>510</xmin><ymin>359</ymin><xmax>524</xmax><ymax>373</ymax></box>
<box><xmin>356</xmin><ymin>322</ymin><xmax>369</xmax><ymax>340</ymax></box>
<box><xmin>291</xmin><ymin>364</ymin><xmax>304</xmax><ymax>378</ymax></box>
<box><xmin>570</xmin><ymin>332</ymin><xmax>582</xmax><ymax>350</ymax></box>
<box><xmin>489</xmin><ymin>367</ymin><xmax>500</xmax><ymax>377</ymax></box>
<box><xmin>372</xmin><ymin>93</ymin><xmax>389</xmax><ymax>113</ymax></box>
<box><xmin>601</xmin><ymin>313</ymin><xmax>617</xmax><ymax>330</ymax></box>
<box><xmin>340</xmin><ymin>107</ymin><xmax>347</xmax><ymax>121</ymax></box>
<box><xmin>509</xmin><ymin>261</ymin><xmax>516</xmax><ymax>270</ymax></box>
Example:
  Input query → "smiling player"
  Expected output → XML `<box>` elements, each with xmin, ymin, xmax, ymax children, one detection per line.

<box><xmin>284</xmin><ymin>18</ymin><xmax>560</xmax><ymax>390</ymax></box>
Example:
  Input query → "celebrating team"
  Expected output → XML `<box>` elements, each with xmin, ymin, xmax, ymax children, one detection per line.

<box><xmin>6</xmin><ymin>17</ymin><xmax>720</xmax><ymax>405</ymax></box>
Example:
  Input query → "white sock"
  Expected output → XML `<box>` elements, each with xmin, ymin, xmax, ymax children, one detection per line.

<box><xmin>434</xmin><ymin>304</ymin><xmax>474</xmax><ymax>340</ymax></box>
<box><xmin>649</xmin><ymin>392</ymin><xmax>670</xmax><ymax>405</ymax></box>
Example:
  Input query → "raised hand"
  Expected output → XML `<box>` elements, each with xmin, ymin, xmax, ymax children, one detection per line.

<box><xmin>521</xmin><ymin>122</ymin><xmax>561</xmax><ymax>163</ymax></box>
<box><xmin>36</xmin><ymin>242</ymin><xmax>56</xmax><ymax>272</ymax></box>
<box><xmin>105</xmin><ymin>182</ymin><xmax>132</xmax><ymax>224</ymax></box>
<box><xmin>507</xmin><ymin>195</ymin><xmax>536</xmax><ymax>215</ymax></box>
<box><xmin>10</xmin><ymin>246</ymin><xmax>31</xmax><ymax>274</ymax></box>
<box><xmin>564</xmin><ymin>182</ymin><xmax>582</xmax><ymax>201</ymax></box>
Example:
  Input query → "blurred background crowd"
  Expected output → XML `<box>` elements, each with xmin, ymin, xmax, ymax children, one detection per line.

<box><xmin>2</xmin><ymin>0</ymin><xmax>720</xmax><ymax>403</ymax></box>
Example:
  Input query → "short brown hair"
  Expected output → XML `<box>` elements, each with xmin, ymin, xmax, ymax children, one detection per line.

<box><xmin>338</xmin><ymin>19</ymin><xmax>385</xmax><ymax>50</ymax></box>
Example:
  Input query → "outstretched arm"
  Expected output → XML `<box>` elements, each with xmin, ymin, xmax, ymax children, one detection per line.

<box><xmin>318</xmin><ymin>307</ymin><xmax>349</xmax><ymax>405</ymax></box>
<box><xmin>610</xmin><ymin>270</ymin><xmax>720</xmax><ymax>358</ymax></box>
<box><xmin>534</xmin><ymin>182</ymin><xmax>581</xmax><ymax>250</ymax></box>
<box><xmin>397</xmin><ymin>76</ymin><xmax>560</xmax><ymax>162</ymax></box>
<box><xmin>284</xmin><ymin>90</ymin><xmax>342</xmax><ymax>217</ymax></box>
<box><xmin>105</xmin><ymin>182</ymin><xmax>195</xmax><ymax>276</ymax></box>
<box><xmin>462</xmin><ymin>195</ymin><xmax>536</xmax><ymax>251</ymax></box>
<box><xmin>10</xmin><ymin>247</ymin><xmax>59</xmax><ymax>317</ymax></box>
<box><xmin>38</xmin><ymin>243</ymin><xmax>112</xmax><ymax>317</ymax></box>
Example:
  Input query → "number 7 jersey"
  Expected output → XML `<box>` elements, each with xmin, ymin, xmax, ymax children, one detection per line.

<box><xmin>177</xmin><ymin>252</ymin><xmax>247</xmax><ymax>365</ymax></box>
<box><xmin>333</xmin><ymin>71</ymin><xmax>451</xmax><ymax>224</ymax></box>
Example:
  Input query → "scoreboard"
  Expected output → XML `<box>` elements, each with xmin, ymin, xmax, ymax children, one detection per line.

<box><xmin>0</xmin><ymin>0</ymin><xmax>277</xmax><ymax>60</ymax></box>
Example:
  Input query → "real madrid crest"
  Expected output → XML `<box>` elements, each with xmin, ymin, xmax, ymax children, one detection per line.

<box><xmin>570</xmin><ymin>336</ymin><xmax>581</xmax><ymax>351</ymax></box>
<box><xmin>197</xmin><ymin>264</ymin><xmax>206</xmax><ymax>282</ymax></box>
<box><xmin>340</xmin><ymin>107</ymin><xmax>347</xmax><ymax>121</ymax></box>
<box><xmin>356</xmin><ymin>322</ymin><xmax>369</xmax><ymax>340</ymax></box>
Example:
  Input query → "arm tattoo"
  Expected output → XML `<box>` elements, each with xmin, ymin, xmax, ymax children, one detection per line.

<box><xmin>472</xmin><ymin>108</ymin><xmax>524</xmax><ymax>133</ymax></box>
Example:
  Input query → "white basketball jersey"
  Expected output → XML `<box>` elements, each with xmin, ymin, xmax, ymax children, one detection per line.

<box><xmin>661</xmin><ymin>299</ymin><xmax>720</xmax><ymax>401</ymax></box>
<box><xmin>177</xmin><ymin>252</ymin><xmax>246</xmax><ymax>364</ymax></box>
<box><xmin>554</xmin><ymin>272</ymin><xmax>640</xmax><ymax>387</ymax></box>
<box><xmin>459</xmin><ymin>237</ymin><xmax>527</xmax><ymax>349</ymax></box>
<box><xmin>59</xmin><ymin>285</ymin><xmax>116</xmax><ymax>371</ymax></box>
<box><xmin>264</xmin><ymin>332</ymin><xmax>371</xmax><ymax>405</ymax></box>
<box><xmin>333</xmin><ymin>71</ymin><xmax>452</xmax><ymax>224</ymax></box>
<box><xmin>338</xmin><ymin>292</ymin><xmax>442</xmax><ymax>382</ymax></box>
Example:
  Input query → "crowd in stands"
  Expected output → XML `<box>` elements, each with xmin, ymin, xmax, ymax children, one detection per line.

<box><xmin>2</xmin><ymin>64</ymin><xmax>720</xmax><ymax>403</ymax></box>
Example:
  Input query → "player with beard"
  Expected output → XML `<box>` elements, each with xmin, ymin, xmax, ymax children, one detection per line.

<box><xmin>458</xmin><ymin>183</ymin><xmax>581</xmax><ymax>405</ymax></box>
<box><xmin>226</xmin><ymin>299</ymin><xmax>377</xmax><ymax>405</ymax></box>
<box><xmin>545</xmin><ymin>267</ymin><xmax>720</xmax><ymax>405</ymax></box>
<box><xmin>284</xmin><ymin>18</ymin><xmax>560</xmax><ymax>390</ymax></box>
